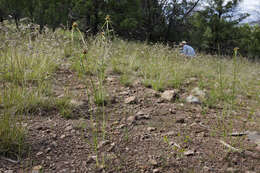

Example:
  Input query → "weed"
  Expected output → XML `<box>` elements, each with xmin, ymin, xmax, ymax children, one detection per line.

<box><xmin>0</xmin><ymin>111</ymin><xmax>26</xmax><ymax>158</ymax></box>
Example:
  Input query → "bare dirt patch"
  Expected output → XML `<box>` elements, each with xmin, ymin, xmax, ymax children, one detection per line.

<box><xmin>1</xmin><ymin>64</ymin><xmax>260</xmax><ymax>173</ymax></box>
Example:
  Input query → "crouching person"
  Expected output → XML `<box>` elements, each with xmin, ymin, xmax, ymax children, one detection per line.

<box><xmin>179</xmin><ymin>41</ymin><xmax>196</xmax><ymax>57</ymax></box>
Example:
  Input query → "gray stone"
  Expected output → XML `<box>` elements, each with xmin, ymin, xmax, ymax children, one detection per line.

<box><xmin>186</xmin><ymin>95</ymin><xmax>200</xmax><ymax>104</ymax></box>
<box><xmin>147</xmin><ymin>127</ymin><xmax>156</xmax><ymax>132</ymax></box>
<box><xmin>70</xmin><ymin>99</ymin><xmax>84</xmax><ymax>106</ymax></box>
<box><xmin>127</xmin><ymin>116</ymin><xmax>136</xmax><ymax>123</ymax></box>
<box><xmin>60</xmin><ymin>134</ymin><xmax>66</xmax><ymax>139</ymax></box>
<box><xmin>191</xmin><ymin>87</ymin><xmax>206</xmax><ymax>98</ymax></box>
<box><xmin>98</xmin><ymin>140</ymin><xmax>110</xmax><ymax>149</ymax></box>
<box><xmin>4</xmin><ymin>170</ymin><xmax>14</xmax><ymax>173</ymax></box>
<box><xmin>184</xmin><ymin>150</ymin><xmax>194</xmax><ymax>156</ymax></box>
<box><xmin>125</xmin><ymin>96</ymin><xmax>137</xmax><ymax>104</ymax></box>
<box><xmin>161</xmin><ymin>90</ymin><xmax>178</xmax><ymax>101</ymax></box>
<box><xmin>175</xmin><ymin>117</ymin><xmax>185</xmax><ymax>124</ymax></box>
<box><xmin>87</xmin><ymin>155</ymin><xmax>97</xmax><ymax>163</ymax></box>
<box><xmin>65</xmin><ymin>125</ymin><xmax>73</xmax><ymax>131</ymax></box>
<box><xmin>32</xmin><ymin>165</ymin><xmax>42</xmax><ymax>173</ymax></box>
<box><xmin>226</xmin><ymin>167</ymin><xmax>239</xmax><ymax>173</ymax></box>
<box><xmin>153</xmin><ymin>168</ymin><xmax>160</xmax><ymax>173</ymax></box>
<box><xmin>51</xmin><ymin>141</ymin><xmax>58</xmax><ymax>147</ymax></box>
<box><xmin>247</xmin><ymin>131</ymin><xmax>260</xmax><ymax>146</ymax></box>
<box><xmin>163</xmin><ymin>131</ymin><xmax>176</xmax><ymax>136</ymax></box>
<box><xmin>149</xmin><ymin>159</ymin><xmax>158</xmax><ymax>166</ymax></box>
<box><xmin>45</xmin><ymin>147</ymin><xmax>51</xmax><ymax>153</ymax></box>
<box><xmin>36</xmin><ymin>151</ymin><xmax>43</xmax><ymax>156</ymax></box>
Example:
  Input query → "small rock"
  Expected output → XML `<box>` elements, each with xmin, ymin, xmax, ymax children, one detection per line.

<box><xmin>186</xmin><ymin>95</ymin><xmax>200</xmax><ymax>104</ymax></box>
<box><xmin>147</xmin><ymin>127</ymin><xmax>156</xmax><ymax>132</ymax></box>
<box><xmin>36</xmin><ymin>152</ymin><xmax>43</xmax><ymax>156</ymax></box>
<box><xmin>247</xmin><ymin>131</ymin><xmax>260</xmax><ymax>145</ymax></box>
<box><xmin>4</xmin><ymin>170</ymin><xmax>14</xmax><ymax>173</ymax></box>
<box><xmin>149</xmin><ymin>159</ymin><xmax>158</xmax><ymax>166</ymax></box>
<box><xmin>98</xmin><ymin>140</ymin><xmax>110</xmax><ymax>149</ymax></box>
<box><xmin>153</xmin><ymin>168</ymin><xmax>160</xmax><ymax>173</ymax></box>
<box><xmin>51</xmin><ymin>133</ymin><xmax>57</xmax><ymax>139</ymax></box>
<box><xmin>117</xmin><ymin>124</ymin><xmax>126</xmax><ymax>129</ymax></box>
<box><xmin>137</xmin><ymin>110</ymin><xmax>148</xmax><ymax>116</ymax></box>
<box><xmin>32</xmin><ymin>165</ymin><xmax>43</xmax><ymax>173</ymax></box>
<box><xmin>163</xmin><ymin>131</ymin><xmax>176</xmax><ymax>136</ymax></box>
<box><xmin>191</xmin><ymin>87</ymin><xmax>206</xmax><ymax>98</ymax></box>
<box><xmin>70</xmin><ymin>99</ymin><xmax>84</xmax><ymax>106</ymax></box>
<box><xmin>36</xmin><ymin>125</ymin><xmax>43</xmax><ymax>130</ymax></box>
<box><xmin>137</xmin><ymin>114</ymin><xmax>151</xmax><ymax>120</ymax></box>
<box><xmin>124</xmin><ymin>96</ymin><xmax>137</xmax><ymax>104</ymax></box>
<box><xmin>120</xmin><ymin>91</ymin><xmax>129</xmax><ymax>95</ymax></box>
<box><xmin>51</xmin><ymin>141</ymin><xmax>58</xmax><ymax>147</ymax></box>
<box><xmin>203</xmin><ymin>166</ymin><xmax>210</xmax><ymax>172</ymax></box>
<box><xmin>161</xmin><ymin>90</ymin><xmax>178</xmax><ymax>101</ymax></box>
<box><xmin>256</xmin><ymin>145</ymin><xmax>260</xmax><ymax>152</ymax></box>
<box><xmin>60</xmin><ymin>134</ymin><xmax>66</xmax><ymax>139</ymax></box>
<box><xmin>108</xmin><ymin>142</ymin><xmax>115</xmax><ymax>152</ymax></box>
<box><xmin>127</xmin><ymin>116</ymin><xmax>136</xmax><ymax>123</ymax></box>
<box><xmin>87</xmin><ymin>155</ymin><xmax>97</xmax><ymax>163</ymax></box>
<box><xmin>107</xmin><ymin>77</ymin><xmax>116</xmax><ymax>82</ymax></box>
<box><xmin>226</xmin><ymin>167</ymin><xmax>239</xmax><ymax>173</ymax></box>
<box><xmin>65</xmin><ymin>125</ymin><xmax>73</xmax><ymax>131</ymax></box>
<box><xmin>184</xmin><ymin>150</ymin><xmax>194</xmax><ymax>156</ymax></box>
<box><xmin>175</xmin><ymin>117</ymin><xmax>185</xmax><ymax>124</ymax></box>
<box><xmin>45</xmin><ymin>147</ymin><xmax>51</xmax><ymax>153</ymax></box>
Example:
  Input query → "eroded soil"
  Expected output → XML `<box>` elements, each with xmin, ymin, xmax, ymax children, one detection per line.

<box><xmin>1</xmin><ymin>62</ymin><xmax>260</xmax><ymax>173</ymax></box>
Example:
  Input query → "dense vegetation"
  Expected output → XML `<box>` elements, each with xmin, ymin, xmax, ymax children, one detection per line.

<box><xmin>0</xmin><ymin>0</ymin><xmax>259</xmax><ymax>57</ymax></box>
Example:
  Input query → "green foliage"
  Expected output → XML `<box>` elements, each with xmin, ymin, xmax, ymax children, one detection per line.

<box><xmin>0</xmin><ymin>112</ymin><xmax>26</xmax><ymax>157</ymax></box>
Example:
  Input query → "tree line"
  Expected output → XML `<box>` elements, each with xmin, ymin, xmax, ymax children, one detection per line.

<box><xmin>0</xmin><ymin>0</ymin><xmax>259</xmax><ymax>58</ymax></box>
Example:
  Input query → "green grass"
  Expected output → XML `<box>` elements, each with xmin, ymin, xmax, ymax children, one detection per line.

<box><xmin>0</xmin><ymin>21</ymin><xmax>68</xmax><ymax>157</ymax></box>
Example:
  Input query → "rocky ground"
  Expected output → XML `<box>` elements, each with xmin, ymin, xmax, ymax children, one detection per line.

<box><xmin>1</xmin><ymin>63</ymin><xmax>260</xmax><ymax>173</ymax></box>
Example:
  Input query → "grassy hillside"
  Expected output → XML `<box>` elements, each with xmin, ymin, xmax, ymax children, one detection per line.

<box><xmin>0</xmin><ymin>21</ymin><xmax>260</xmax><ymax>172</ymax></box>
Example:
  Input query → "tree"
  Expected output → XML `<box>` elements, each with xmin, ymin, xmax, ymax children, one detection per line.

<box><xmin>0</xmin><ymin>0</ymin><xmax>26</xmax><ymax>29</ymax></box>
<box><xmin>190</xmin><ymin>0</ymin><xmax>249</xmax><ymax>54</ymax></box>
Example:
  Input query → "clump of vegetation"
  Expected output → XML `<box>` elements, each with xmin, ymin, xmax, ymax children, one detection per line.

<box><xmin>0</xmin><ymin>112</ymin><xmax>26</xmax><ymax>159</ymax></box>
<box><xmin>0</xmin><ymin>21</ymin><xmax>69</xmax><ymax>157</ymax></box>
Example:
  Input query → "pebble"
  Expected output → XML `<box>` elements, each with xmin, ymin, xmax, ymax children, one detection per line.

<box><xmin>163</xmin><ymin>131</ymin><xmax>176</xmax><ymax>136</ymax></box>
<box><xmin>51</xmin><ymin>141</ymin><xmax>58</xmax><ymax>147</ymax></box>
<box><xmin>60</xmin><ymin>134</ymin><xmax>66</xmax><ymax>139</ymax></box>
<box><xmin>32</xmin><ymin>165</ymin><xmax>42</xmax><ymax>173</ymax></box>
<box><xmin>161</xmin><ymin>90</ymin><xmax>178</xmax><ymax>101</ymax></box>
<box><xmin>65</xmin><ymin>125</ymin><xmax>73</xmax><ymax>131</ymax></box>
<box><xmin>175</xmin><ymin>117</ymin><xmax>185</xmax><ymax>124</ymax></box>
<box><xmin>153</xmin><ymin>168</ymin><xmax>160</xmax><ymax>173</ymax></box>
<box><xmin>4</xmin><ymin>170</ymin><xmax>14</xmax><ymax>173</ymax></box>
<box><xmin>186</xmin><ymin>95</ymin><xmax>200</xmax><ymax>104</ymax></box>
<box><xmin>184</xmin><ymin>150</ymin><xmax>194</xmax><ymax>156</ymax></box>
<box><xmin>98</xmin><ymin>140</ymin><xmax>110</xmax><ymax>149</ymax></box>
<box><xmin>124</xmin><ymin>96</ymin><xmax>137</xmax><ymax>104</ymax></box>
<box><xmin>127</xmin><ymin>116</ymin><xmax>136</xmax><ymax>123</ymax></box>
<box><xmin>226</xmin><ymin>167</ymin><xmax>239</xmax><ymax>173</ymax></box>
<box><xmin>147</xmin><ymin>127</ymin><xmax>156</xmax><ymax>132</ymax></box>
<box><xmin>45</xmin><ymin>147</ymin><xmax>51</xmax><ymax>153</ymax></box>
<box><xmin>36</xmin><ymin>151</ymin><xmax>43</xmax><ymax>156</ymax></box>
<box><xmin>87</xmin><ymin>155</ymin><xmax>97</xmax><ymax>163</ymax></box>
<box><xmin>149</xmin><ymin>159</ymin><xmax>158</xmax><ymax>166</ymax></box>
